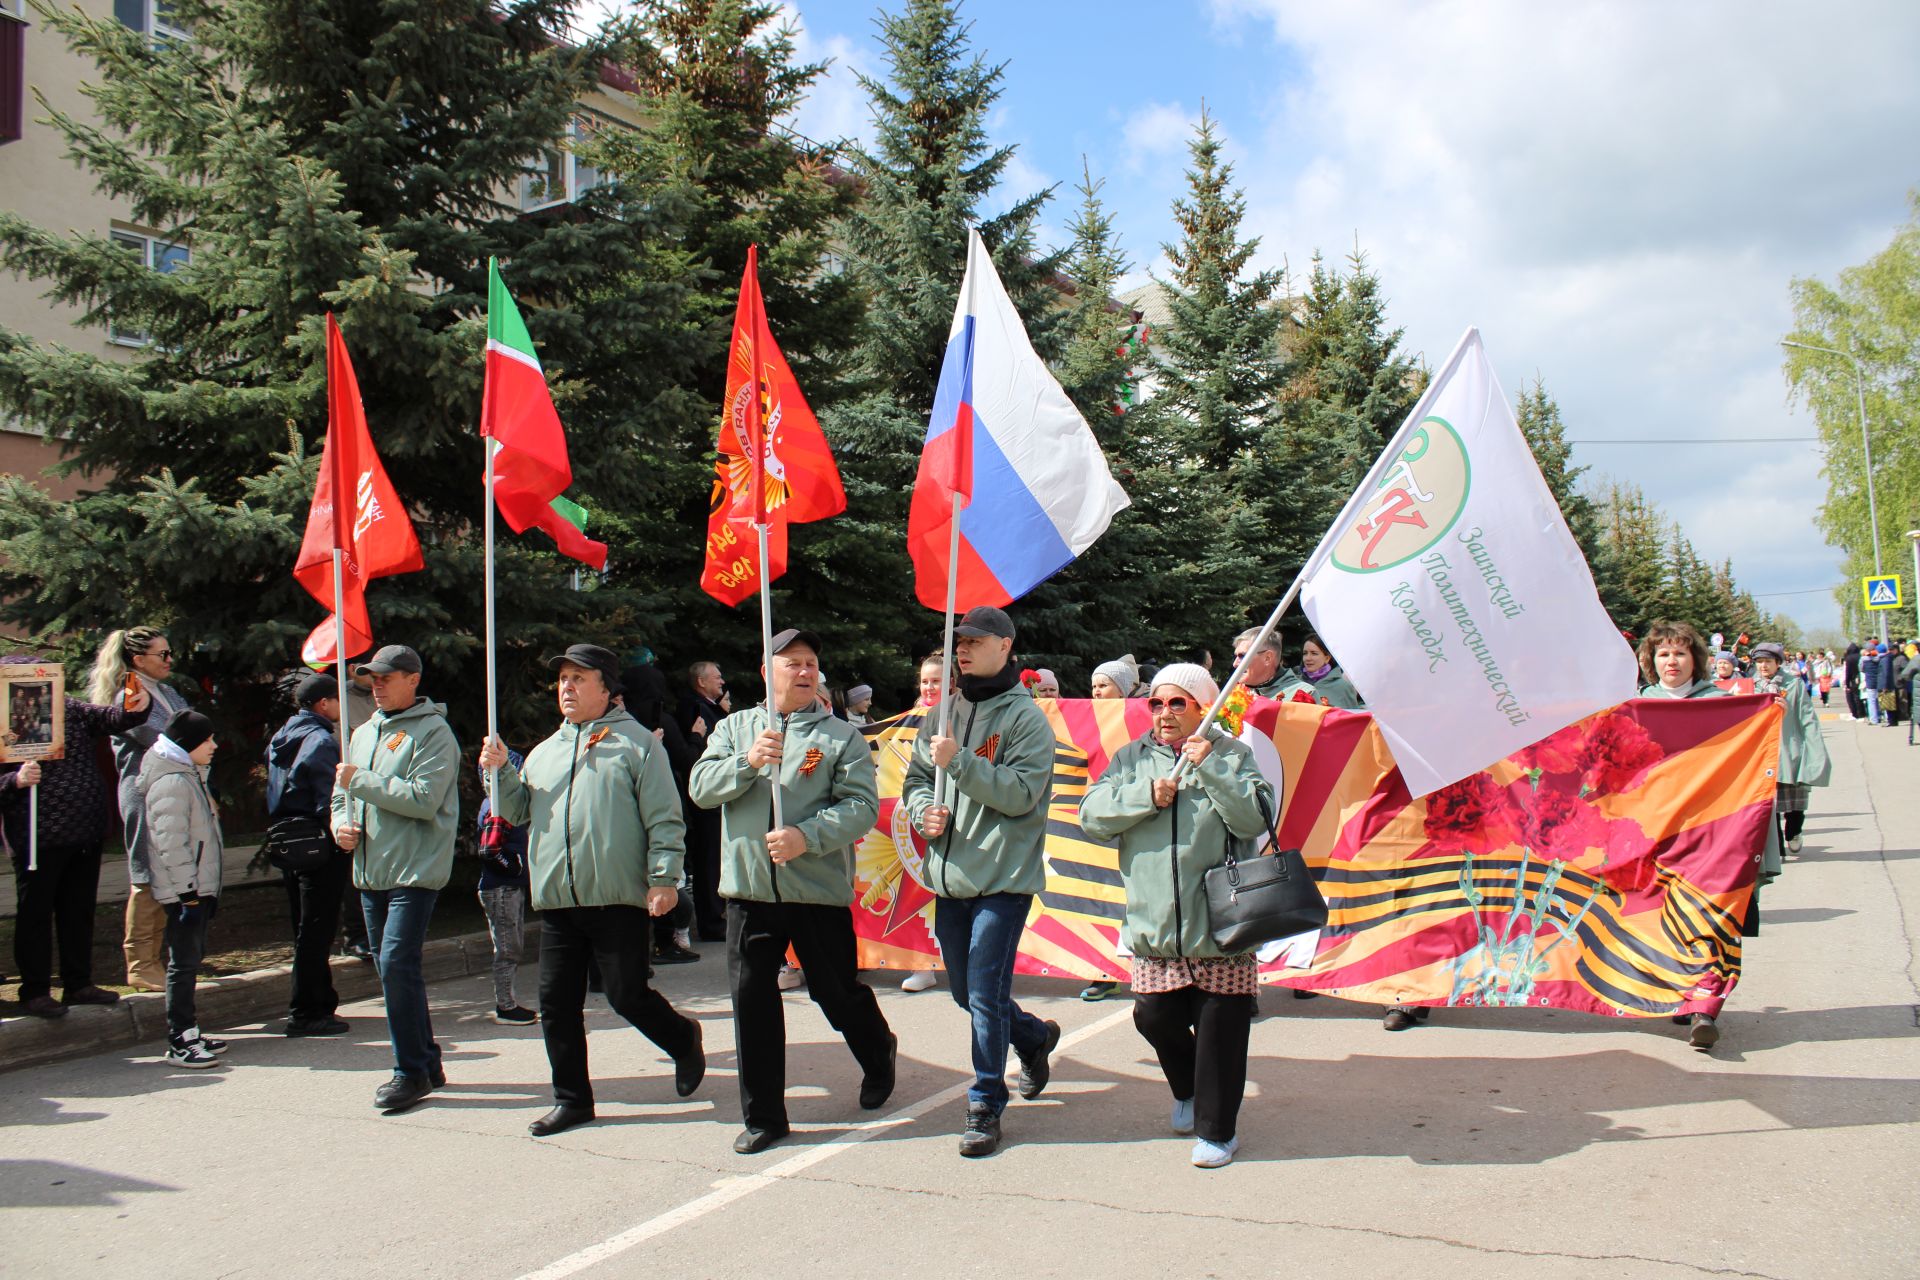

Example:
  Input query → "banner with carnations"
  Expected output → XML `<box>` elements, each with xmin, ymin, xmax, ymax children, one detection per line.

<box><xmin>854</xmin><ymin>695</ymin><xmax>1781</xmax><ymax>1019</ymax></box>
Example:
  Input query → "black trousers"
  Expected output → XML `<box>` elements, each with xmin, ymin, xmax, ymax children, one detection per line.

<box><xmin>686</xmin><ymin>808</ymin><xmax>725</xmax><ymax>937</ymax></box>
<box><xmin>1133</xmin><ymin>987</ymin><xmax>1255</xmax><ymax>1144</ymax></box>
<box><xmin>538</xmin><ymin>905</ymin><xmax>700</xmax><ymax>1107</ymax></box>
<box><xmin>727</xmin><ymin>898</ymin><xmax>895</xmax><ymax>1133</ymax></box>
<box><xmin>164</xmin><ymin>898</ymin><xmax>216</xmax><ymax>1037</ymax></box>
<box><xmin>282</xmin><ymin>851</ymin><xmax>349</xmax><ymax>1021</ymax></box>
<box><xmin>10</xmin><ymin>840</ymin><xmax>102</xmax><ymax>1001</ymax></box>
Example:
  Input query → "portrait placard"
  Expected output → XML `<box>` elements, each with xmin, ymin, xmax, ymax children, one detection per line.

<box><xmin>1</xmin><ymin>664</ymin><xmax>65</xmax><ymax>763</ymax></box>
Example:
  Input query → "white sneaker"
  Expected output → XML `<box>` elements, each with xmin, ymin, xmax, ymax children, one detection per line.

<box><xmin>1787</xmin><ymin>835</ymin><xmax>1803</xmax><ymax>854</ymax></box>
<box><xmin>1171</xmin><ymin>1098</ymin><xmax>1195</xmax><ymax>1134</ymax></box>
<box><xmin>776</xmin><ymin>964</ymin><xmax>806</xmax><ymax>991</ymax></box>
<box><xmin>165</xmin><ymin>1033</ymin><xmax>221</xmax><ymax>1070</ymax></box>
<box><xmin>1191</xmin><ymin>1136</ymin><xmax>1238</xmax><ymax>1168</ymax></box>
<box><xmin>901</xmin><ymin>970</ymin><xmax>937</xmax><ymax>992</ymax></box>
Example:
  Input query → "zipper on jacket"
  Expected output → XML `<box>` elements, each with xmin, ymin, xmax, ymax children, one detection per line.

<box><xmin>935</xmin><ymin>699</ymin><xmax>980</xmax><ymax>899</ymax></box>
<box><xmin>768</xmin><ymin>709</ymin><xmax>785</xmax><ymax>904</ymax></box>
<box><xmin>563</xmin><ymin>722</ymin><xmax>584</xmax><ymax>907</ymax></box>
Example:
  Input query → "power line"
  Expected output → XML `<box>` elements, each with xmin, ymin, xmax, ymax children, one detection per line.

<box><xmin>1752</xmin><ymin>586</ymin><xmax>1845</xmax><ymax>597</ymax></box>
<box><xmin>1568</xmin><ymin>436</ymin><xmax>1820</xmax><ymax>444</ymax></box>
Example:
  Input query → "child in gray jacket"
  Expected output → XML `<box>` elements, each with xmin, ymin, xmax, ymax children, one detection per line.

<box><xmin>137</xmin><ymin>710</ymin><xmax>226</xmax><ymax>1069</ymax></box>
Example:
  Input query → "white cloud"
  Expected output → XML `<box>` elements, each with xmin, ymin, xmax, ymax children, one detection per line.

<box><xmin>1200</xmin><ymin>0</ymin><xmax>1920</xmax><ymax>629</ymax></box>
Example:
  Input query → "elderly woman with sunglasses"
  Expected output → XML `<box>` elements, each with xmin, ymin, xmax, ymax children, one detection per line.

<box><xmin>1079</xmin><ymin>663</ymin><xmax>1275</xmax><ymax>1169</ymax></box>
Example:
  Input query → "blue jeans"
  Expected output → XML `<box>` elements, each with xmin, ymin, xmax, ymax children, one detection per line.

<box><xmin>934</xmin><ymin>893</ymin><xmax>1050</xmax><ymax>1114</ymax></box>
<box><xmin>362</xmin><ymin>887</ymin><xmax>441</xmax><ymax>1080</ymax></box>
<box><xmin>1866</xmin><ymin>689</ymin><xmax>1884</xmax><ymax>724</ymax></box>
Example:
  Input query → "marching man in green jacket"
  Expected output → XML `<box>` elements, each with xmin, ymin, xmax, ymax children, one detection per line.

<box><xmin>689</xmin><ymin>627</ymin><xmax>896</xmax><ymax>1155</ymax></box>
<box><xmin>330</xmin><ymin>645</ymin><xmax>461</xmax><ymax>1115</ymax></box>
<box><xmin>904</xmin><ymin>606</ymin><xmax>1062</xmax><ymax>1158</ymax></box>
<box><xmin>480</xmin><ymin>644</ymin><xmax>706</xmax><ymax>1138</ymax></box>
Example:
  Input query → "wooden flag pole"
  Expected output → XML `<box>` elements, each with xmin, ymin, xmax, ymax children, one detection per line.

<box><xmin>756</xmin><ymin>520</ymin><xmax>784</xmax><ymax>831</ymax></box>
<box><xmin>933</xmin><ymin>491</ymin><xmax>962</xmax><ymax>809</ymax></box>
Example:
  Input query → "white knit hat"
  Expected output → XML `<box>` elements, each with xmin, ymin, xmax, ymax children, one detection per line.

<box><xmin>1092</xmin><ymin>655</ymin><xmax>1138</xmax><ymax>690</ymax></box>
<box><xmin>1148</xmin><ymin>662</ymin><xmax>1219</xmax><ymax>706</ymax></box>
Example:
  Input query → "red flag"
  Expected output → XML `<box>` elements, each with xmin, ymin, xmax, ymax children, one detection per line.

<box><xmin>700</xmin><ymin>245</ymin><xmax>844</xmax><ymax>605</ymax></box>
<box><xmin>294</xmin><ymin>315</ymin><xmax>425</xmax><ymax>665</ymax></box>
<box><xmin>481</xmin><ymin>259</ymin><xmax>607</xmax><ymax>569</ymax></box>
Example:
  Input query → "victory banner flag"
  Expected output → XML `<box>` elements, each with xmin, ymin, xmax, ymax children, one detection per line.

<box><xmin>907</xmin><ymin>229</ymin><xmax>1129</xmax><ymax>610</ymax></box>
<box><xmin>294</xmin><ymin>314</ymin><xmax>425</xmax><ymax>665</ymax></box>
<box><xmin>481</xmin><ymin>259</ymin><xmax>606</xmax><ymax>570</ymax></box>
<box><xmin>700</xmin><ymin>244</ymin><xmax>845</xmax><ymax>606</ymax></box>
<box><xmin>853</xmin><ymin>696</ymin><xmax>1777</xmax><ymax>1020</ymax></box>
<box><xmin>1299</xmin><ymin>328</ymin><xmax>1640</xmax><ymax>796</ymax></box>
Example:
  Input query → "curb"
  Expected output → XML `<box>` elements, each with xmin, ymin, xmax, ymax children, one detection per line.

<box><xmin>0</xmin><ymin>922</ymin><xmax>542</xmax><ymax>1074</ymax></box>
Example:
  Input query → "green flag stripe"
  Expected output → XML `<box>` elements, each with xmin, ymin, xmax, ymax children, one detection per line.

<box><xmin>549</xmin><ymin>493</ymin><xmax>588</xmax><ymax>531</ymax></box>
<box><xmin>486</xmin><ymin>257</ymin><xmax>540</xmax><ymax>363</ymax></box>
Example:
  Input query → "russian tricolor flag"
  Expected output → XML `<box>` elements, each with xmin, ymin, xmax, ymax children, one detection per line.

<box><xmin>908</xmin><ymin>230</ymin><xmax>1130</xmax><ymax>610</ymax></box>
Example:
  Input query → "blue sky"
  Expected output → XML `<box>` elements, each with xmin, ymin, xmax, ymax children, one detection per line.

<box><xmin>595</xmin><ymin>1</ymin><xmax>1920</xmax><ymax>635</ymax></box>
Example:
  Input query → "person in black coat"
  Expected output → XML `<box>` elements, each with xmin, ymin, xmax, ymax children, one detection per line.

<box><xmin>0</xmin><ymin>657</ymin><xmax>151</xmax><ymax>1019</ymax></box>
<box><xmin>627</xmin><ymin>663</ymin><xmax>701</xmax><ymax>961</ymax></box>
<box><xmin>1842</xmin><ymin>642</ymin><xmax>1865</xmax><ymax>721</ymax></box>
<box><xmin>673</xmin><ymin>660</ymin><xmax>729</xmax><ymax>941</ymax></box>
<box><xmin>265</xmin><ymin>674</ymin><xmax>353</xmax><ymax>1036</ymax></box>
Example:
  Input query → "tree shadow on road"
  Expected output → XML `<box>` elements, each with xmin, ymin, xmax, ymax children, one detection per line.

<box><xmin>0</xmin><ymin>1159</ymin><xmax>177</xmax><ymax>1209</ymax></box>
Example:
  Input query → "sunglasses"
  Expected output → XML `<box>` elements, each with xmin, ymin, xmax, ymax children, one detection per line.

<box><xmin>146</xmin><ymin>649</ymin><xmax>174</xmax><ymax>661</ymax></box>
<box><xmin>1147</xmin><ymin>696</ymin><xmax>1194</xmax><ymax>714</ymax></box>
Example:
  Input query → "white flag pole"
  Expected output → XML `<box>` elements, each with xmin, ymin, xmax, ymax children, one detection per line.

<box><xmin>331</xmin><ymin>548</ymin><xmax>351</xmax><ymax>752</ymax></box>
<box><xmin>1171</xmin><ymin>327</ymin><xmax>1481</xmax><ymax>782</ymax></box>
<box><xmin>26</xmin><ymin>781</ymin><xmax>36</xmax><ymax>873</ymax></box>
<box><xmin>933</xmin><ymin>491</ymin><xmax>962</xmax><ymax>809</ymax></box>
<box><xmin>484</xmin><ymin>438</ymin><xmax>499</xmax><ymax>798</ymax></box>
<box><xmin>755</xmin><ymin>520</ymin><xmax>784</xmax><ymax>831</ymax></box>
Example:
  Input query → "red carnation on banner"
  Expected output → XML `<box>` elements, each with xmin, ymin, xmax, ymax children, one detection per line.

<box><xmin>1514</xmin><ymin>720</ymin><xmax>1587</xmax><ymax>777</ymax></box>
<box><xmin>1423</xmin><ymin>772</ymin><xmax>1523</xmax><ymax>854</ymax></box>
<box><xmin>699</xmin><ymin>244</ymin><xmax>844</xmax><ymax>606</ymax></box>
<box><xmin>1519</xmin><ymin>785</ymin><xmax>1609</xmax><ymax>858</ymax></box>
<box><xmin>294</xmin><ymin>314</ymin><xmax>425</xmax><ymax>665</ymax></box>
<box><xmin>1578</xmin><ymin>713</ymin><xmax>1667</xmax><ymax>797</ymax></box>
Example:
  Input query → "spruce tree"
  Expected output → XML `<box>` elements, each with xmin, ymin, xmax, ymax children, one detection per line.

<box><xmin>826</xmin><ymin>0</ymin><xmax>1060</xmax><ymax>694</ymax></box>
<box><xmin>0</xmin><ymin>0</ymin><xmax>699</xmax><ymax>769</ymax></box>
<box><xmin>1513</xmin><ymin>377</ymin><xmax>1632</xmax><ymax>625</ymax></box>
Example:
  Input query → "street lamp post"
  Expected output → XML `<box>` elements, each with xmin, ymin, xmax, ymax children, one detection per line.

<box><xmin>1782</xmin><ymin>338</ymin><xmax>1886</xmax><ymax>645</ymax></box>
<box><xmin>1907</xmin><ymin>530</ymin><xmax>1920</xmax><ymax>640</ymax></box>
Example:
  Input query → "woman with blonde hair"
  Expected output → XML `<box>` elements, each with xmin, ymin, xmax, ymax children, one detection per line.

<box><xmin>89</xmin><ymin>626</ymin><xmax>191</xmax><ymax>990</ymax></box>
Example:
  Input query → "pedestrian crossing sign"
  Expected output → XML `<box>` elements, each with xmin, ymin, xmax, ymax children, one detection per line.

<box><xmin>1863</xmin><ymin>575</ymin><xmax>1902</xmax><ymax>610</ymax></box>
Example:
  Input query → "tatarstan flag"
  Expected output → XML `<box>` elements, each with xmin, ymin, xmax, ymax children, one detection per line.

<box><xmin>480</xmin><ymin>258</ymin><xmax>607</xmax><ymax>570</ymax></box>
<box><xmin>699</xmin><ymin>244</ymin><xmax>844</xmax><ymax>605</ymax></box>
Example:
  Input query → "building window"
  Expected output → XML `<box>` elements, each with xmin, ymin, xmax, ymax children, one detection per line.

<box><xmin>114</xmin><ymin>0</ymin><xmax>188</xmax><ymax>48</ymax></box>
<box><xmin>520</xmin><ymin>115</ymin><xmax>610</xmax><ymax>212</ymax></box>
<box><xmin>108</xmin><ymin>230</ymin><xmax>187</xmax><ymax>347</ymax></box>
<box><xmin>0</xmin><ymin>4</ymin><xmax>24</xmax><ymax>146</ymax></box>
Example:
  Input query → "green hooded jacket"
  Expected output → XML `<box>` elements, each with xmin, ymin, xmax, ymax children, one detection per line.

<box><xmin>1079</xmin><ymin>733</ymin><xmax>1275</xmax><ymax>959</ymax></box>
<box><xmin>687</xmin><ymin>705</ymin><xmax>879</xmax><ymax>906</ymax></box>
<box><xmin>903</xmin><ymin>683</ymin><xmax>1055</xmax><ymax>898</ymax></box>
<box><xmin>1752</xmin><ymin>673</ymin><xmax>1832</xmax><ymax>788</ymax></box>
<box><xmin>1279</xmin><ymin>666</ymin><xmax>1365</xmax><ymax>709</ymax></box>
<box><xmin>330</xmin><ymin>696</ymin><xmax>461</xmax><ymax>892</ymax></box>
<box><xmin>490</xmin><ymin>707</ymin><xmax>685</xmax><ymax>911</ymax></box>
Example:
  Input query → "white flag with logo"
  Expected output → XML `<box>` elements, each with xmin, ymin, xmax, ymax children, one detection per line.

<box><xmin>1299</xmin><ymin>328</ymin><xmax>1639</xmax><ymax>797</ymax></box>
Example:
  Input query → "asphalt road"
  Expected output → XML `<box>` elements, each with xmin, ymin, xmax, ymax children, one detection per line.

<box><xmin>3</xmin><ymin>717</ymin><xmax>1916</xmax><ymax>1280</ymax></box>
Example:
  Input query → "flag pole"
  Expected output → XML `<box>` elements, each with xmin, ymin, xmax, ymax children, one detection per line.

<box><xmin>26</xmin><ymin>781</ymin><xmax>36</xmax><ymax>873</ymax></box>
<box><xmin>756</xmin><ymin>520</ymin><xmax>784</xmax><ymax>830</ymax></box>
<box><xmin>933</xmin><ymin>491</ymin><xmax>962</xmax><ymax>808</ymax></box>
<box><xmin>1170</xmin><ymin>327</ymin><xmax>1482</xmax><ymax>783</ymax></box>
<box><xmin>331</xmin><ymin>549</ymin><xmax>351</xmax><ymax>752</ymax></box>
<box><xmin>484</xmin><ymin>439</ymin><xmax>500</xmax><ymax>798</ymax></box>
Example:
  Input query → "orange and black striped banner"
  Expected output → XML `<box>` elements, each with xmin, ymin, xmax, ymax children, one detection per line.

<box><xmin>855</xmin><ymin>695</ymin><xmax>1779</xmax><ymax>1019</ymax></box>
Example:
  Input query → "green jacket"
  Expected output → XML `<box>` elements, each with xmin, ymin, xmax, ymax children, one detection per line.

<box><xmin>1249</xmin><ymin>667</ymin><xmax>1300</xmax><ymax>701</ymax></box>
<box><xmin>491</xmin><ymin>708</ymin><xmax>685</xmax><ymax>911</ymax></box>
<box><xmin>1754</xmin><ymin>673</ymin><xmax>1832</xmax><ymax>788</ymax></box>
<box><xmin>1079</xmin><ymin>733</ymin><xmax>1274</xmax><ymax>959</ymax></box>
<box><xmin>1280</xmin><ymin>666</ymin><xmax>1365</xmax><ymax>709</ymax></box>
<box><xmin>330</xmin><ymin>696</ymin><xmax>461</xmax><ymax>892</ymax></box>
<box><xmin>903</xmin><ymin>683</ymin><xmax>1055</xmax><ymax>898</ymax></box>
<box><xmin>1638</xmin><ymin>680</ymin><xmax>1725</xmax><ymax>699</ymax></box>
<box><xmin>687</xmin><ymin>705</ymin><xmax>878</xmax><ymax>906</ymax></box>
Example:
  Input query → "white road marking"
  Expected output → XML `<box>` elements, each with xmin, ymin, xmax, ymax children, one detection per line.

<box><xmin>518</xmin><ymin>1005</ymin><xmax>1136</xmax><ymax>1279</ymax></box>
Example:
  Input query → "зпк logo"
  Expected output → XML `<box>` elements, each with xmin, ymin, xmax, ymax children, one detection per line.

<box><xmin>1330</xmin><ymin>416</ymin><xmax>1471</xmax><ymax>573</ymax></box>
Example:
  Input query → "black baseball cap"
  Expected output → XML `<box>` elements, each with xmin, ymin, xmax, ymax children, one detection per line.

<box><xmin>547</xmin><ymin>643</ymin><xmax>624</xmax><ymax>693</ymax></box>
<box><xmin>355</xmin><ymin>644</ymin><xmax>422</xmax><ymax>676</ymax></box>
<box><xmin>295</xmin><ymin>674</ymin><xmax>339</xmax><ymax>707</ymax></box>
<box><xmin>953</xmin><ymin>606</ymin><xmax>1014</xmax><ymax>640</ymax></box>
<box><xmin>769</xmin><ymin>628</ymin><xmax>823</xmax><ymax>657</ymax></box>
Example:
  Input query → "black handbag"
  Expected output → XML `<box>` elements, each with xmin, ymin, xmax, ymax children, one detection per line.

<box><xmin>1203</xmin><ymin>795</ymin><xmax>1328</xmax><ymax>952</ymax></box>
<box><xmin>264</xmin><ymin>813</ymin><xmax>336</xmax><ymax>873</ymax></box>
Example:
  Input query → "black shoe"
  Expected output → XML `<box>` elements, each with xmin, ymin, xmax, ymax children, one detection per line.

<box><xmin>62</xmin><ymin>985</ymin><xmax>121</xmax><ymax>1006</ymax></box>
<box><xmin>653</xmin><ymin>942</ymin><xmax>700</xmax><ymax>965</ymax></box>
<box><xmin>343</xmin><ymin>940</ymin><xmax>375</xmax><ymax>963</ymax></box>
<box><xmin>674</xmin><ymin>1020</ymin><xmax>706</xmax><ymax>1097</ymax></box>
<box><xmin>23</xmin><ymin>995</ymin><xmax>68</xmax><ymax>1019</ymax></box>
<box><xmin>733</xmin><ymin>1125</ymin><xmax>790</xmax><ymax>1155</ymax></box>
<box><xmin>492</xmin><ymin>1005</ymin><xmax>538</xmax><ymax>1025</ymax></box>
<box><xmin>529</xmin><ymin>1104</ymin><xmax>596</xmax><ymax>1137</ymax></box>
<box><xmin>860</xmin><ymin>1032</ymin><xmax>899</xmax><ymax>1111</ymax></box>
<box><xmin>286</xmin><ymin>1016</ymin><xmax>351</xmax><ymax>1037</ymax></box>
<box><xmin>374</xmin><ymin>1073</ymin><xmax>434</xmax><ymax>1113</ymax></box>
<box><xmin>1382</xmin><ymin>1007</ymin><xmax>1417</xmax><ymax>1032</ymax></box>
<box><xmin>1016</xmin><ymin>1019</ymin><xmax>1061</xmax><ymax>1100</ymax></box>
<box><xmin>1291</xmin><ymin>989</ymin><xmax>1320</xmax><ymax>1001</ymax></box>
<box><xmin>429</xmin><ymin>1062</ymin><xmax>446</xmax><ymax>1089</ymax></box>
<box><xmin>958</xmin><ymin>1104</ymin><xmax>1001</xmax><ymax>1157</ymax></box>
